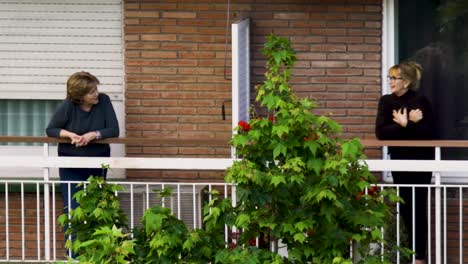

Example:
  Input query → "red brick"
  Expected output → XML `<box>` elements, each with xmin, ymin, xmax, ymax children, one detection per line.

<box><xmin>179</xmin><ymin>67</ymin><xmax>215</xmax><ymax>75</ymax></box>
<box><xmin>160</xmin><ymin>43</ymin><xmax>198</xmax><ymax>51</ymax></box>
<box><xmin>126</xmin><ymin>26</ymin><xmax>161</xmax><ymax>34</ymax></box>
<box><xmin>178</xmin><ymin>35</ymin><xmax>215</xmax><ymax>43</ymax></box>
<box><xmin>327</xmin><ymin>101</ymin><xmax>363</xmax><ymax>108</ymax></box>
<box><xmin>310</xmin><ymin>44</ymin><xmax>346</xmax><ymax>52</ymax></box>
<box><xmin>348</xmin><ymin>13</ymin><xmax>381</xmax><ymax>20</ymax></box>
<box><xmin>176</xmin><ymin>4</ymin><xmax>212</xmax><ymax>11</ymax></box>
<box><xmin>310</xmin><ymin>77</ymin><xmax>347</xmax><ymax>84</ymax></box>
<box><xmin>326</xmin><ymin>21</ymin><xmax>364</xmax><ymax>28</ymax></box>
<box><xmin>140</xmin><ymin>18</ymin><xmax>177</xmax><ymax>26</ymax></box>
<box><xmin>141</xmin><ymin>67</ymin><xmax>177</xmax><ymax>74</ymax></box>
<box><xmin>124</xmin><ymin>3</ymin><xmax>139</xmax><ymax>10</ymax></box>
<box><xmin>161</xmin><ymin>12</ymin><xmax>196</xmax><ymax>19</ymax></box>
<box><xmin>142</xmin><ymin>99</ymin><xmax>178</xmax><ymax>107</ymax></box>
<box><xmin>349</xmin><ymin>61</ymin><xmax>381</xmax><ymax>68</ymax></box>
<box><xmin>347</xmin><ymin>76</ymin><xmax>380</xmax><ymax>85</ymax></box>
<box><xmin>254</xmin><ymin>20</ymin><xmax>289</xmax><ymax>28</ymax></box>
<box><xmin>365</xmin><ymin>21</ymin><xmax>381</xmax><ymax>28</ymax></box>
<box><xmin>327</xmin><ymin>36</ymin><xmax>363</xmax><ymax>43</ymax></box>
<box><xmin>126</xmin><ymin>43</ymin><xmax>161</xmax><ymax>50</ymax></box>
<box><xmin>327</xmin><ymin>68</ymin><xmax>363</xmax><ymax>76</ymax></box>
<box><xmin>365</xmin><ymin>37</ymin><xmax>381</xmax><ymax>44</ymax></box>
<box><xmin>309</xmin><ymin>13</ymin><xmax>347</xmax><ymax>20</ymax></box>
<box><xmin>179</xmin><ymin>51</ymin><xmax>216</xmax><ymax>59</ymax></box>
<box><xmin>140</xmin><ymin>3</ymin><xmax>177</xmax><ymax>10</ymax></box>
<box><xmin>273</xmin><ymin>12</ymin><xmax>309</xmax><ymax>20</ymax></box>
<box><xmin>310</xmin><ymin>61</ymin><xmax>347</xmax><ymax>68</ymax></box>
<box><xmin>126</xmin><ymin>11</ymin><xmax>160</xmax><ymax>18</ymax></box>
<box><xmin>347</xmin><ymin>44</ymin><xmax>381</xmax><ymax>52</ymax></box>
<box><xmin>159</xmin><ymin>75</ymin><xmax>197</xmax><ymax>83</ymax></box>
<box><xmin>161</xmin><ymin>26</ymin><xmax>198</xmax><ymax>34</ymax></box>
<box><xmin>327</xmin><ymin>53</ymin><xmax>364</xmax><ymax>60</ymax></box>
<box><xmin>140</xmin><ymin>34</ymin><xmax>177</xmax><ymax>41</ymax></box>
<box><xmin>328</xmin><ymin>5</ymin><xmax>365</xmax><ymax>12</ymax></box>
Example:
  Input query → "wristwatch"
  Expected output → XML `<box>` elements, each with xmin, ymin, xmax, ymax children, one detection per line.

<box><xmin>95</xmin><ymin>131</ymin><xmax>102</xmax><ymax>140</ymax></box>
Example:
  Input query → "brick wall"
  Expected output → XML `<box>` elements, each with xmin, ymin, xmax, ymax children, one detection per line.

<box><xmin>0</xmin><ymin>194</ymin><xmax>66</xmax><ymax>260</ymax></box>
<box><xmin>123</xmin><ymin>0</ymin><xmax>383</xmax><ymax>180</ymax></box>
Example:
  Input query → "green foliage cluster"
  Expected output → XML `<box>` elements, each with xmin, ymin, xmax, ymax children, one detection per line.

<box><xmin>59</xmin><ymin>34</ymin><xmax>404</xmax><ymax>263</ymax></box>
<box><xmin>58</xmin><ymin>176</ymin><xmax>133</xmax><ymax>263</ymax></box>
<box><xmin>221</xmin><ymin>34</ymin><xmax>402</xmax><ymax>263</ymax></box>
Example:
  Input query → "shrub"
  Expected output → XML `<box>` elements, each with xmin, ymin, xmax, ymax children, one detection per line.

<box><xmin>59</xmin><ymin>34</ymin><xmax>404</xmax><ymax>264</ymax></box>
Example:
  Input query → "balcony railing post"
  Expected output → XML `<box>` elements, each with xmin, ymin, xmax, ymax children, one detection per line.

<box><xmin>43</xmin><ymin>143</ymin><xmax>51</xmax><ymax>261</ymax></box>
<box><xmin>434</xmin><ymin>146</ymin><xmax>441</xmax><ymax>264</ymax></box>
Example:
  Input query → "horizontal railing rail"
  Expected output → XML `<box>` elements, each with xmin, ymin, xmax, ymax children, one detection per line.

<box><xmin>0</xmin><ymin>136</ymin><xmax>230</xmax><ymax>146</ymax></box>
<box><xmin>5</xmin><ymin>135</ymin><xmax>468</xmax><ymax>148</ymax></box>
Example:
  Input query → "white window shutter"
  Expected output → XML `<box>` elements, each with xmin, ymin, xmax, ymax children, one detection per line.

<box><xmin>0</xmin><ymin>0</ymin><xmax>124</xmax><ymax>100</ymax></box>
<box><xmin>231</xmin><ymin>19</ymin><xmax>250</xmax><ymax>158</ymax></box>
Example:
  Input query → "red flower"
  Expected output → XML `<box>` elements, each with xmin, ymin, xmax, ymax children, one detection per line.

<box><xmin>238</xmin><ymin>120</ymin><xmax>251</xmax><ymax>132</ymax></box>
<box><xmin>248</xmin><ymin>237</ymin><xmax>257</xmax><ymax>246</ymax></box>
<box><xmin>268</xmin><ymin>115</ymin><xmax>274</xmax><ymax>122</ymax></box>
<box><xmin>229</xmin><ymin>242</ymin><xmax>237</xmax><ymax>250</ymax></box>
<box><xmin>368</xmin><ymin>186</ymin><xmax>380</xmax><ymax>197</ymax></box>
<box><xmin>304</xmin><ymin>133</ymin><xmax>318</xmax><ymax>141</ymax></box>
<box><xmin>355</xmin><ymin>186</ymin><xmax>380</xmax><ymax>201</ymax></box>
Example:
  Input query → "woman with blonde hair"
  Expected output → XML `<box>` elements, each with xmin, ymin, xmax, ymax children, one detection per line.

<box><xmin>375</xmin><ymin>61</ymin><xmax>434</xmax><ymax>264</ymax></box>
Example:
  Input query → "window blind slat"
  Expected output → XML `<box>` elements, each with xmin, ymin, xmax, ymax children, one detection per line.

<box><xmin>0</xmin><ymin>0</ymin><xmax>123</xmax><ymax>99</ymax></box>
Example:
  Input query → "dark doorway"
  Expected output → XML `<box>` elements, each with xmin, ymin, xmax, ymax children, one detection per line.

<box><xmin>398</xmin><ymin>0</ymin><xmax>468</xmax><ymax>159</ymax></box>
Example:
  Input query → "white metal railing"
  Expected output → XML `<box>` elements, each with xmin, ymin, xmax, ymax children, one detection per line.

<box><xmin>0</xmin><ymin>141</ymin><xmax>468</xmax><ymax>262</ymax></box>
<box><xmin>0</xmin><ymin>179</ymin><xmax>234</xmax><ymax>262</ymax></box>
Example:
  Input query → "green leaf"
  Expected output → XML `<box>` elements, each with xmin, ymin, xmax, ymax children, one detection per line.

<box><xmin>144</xmin><ymin>212</ymin><xmax>167</xmax><ymax>233</ymax></box>
<box><xmin>294</xmin><ymin>221</ymin><xmax>310</xmax><ymax>232</ymax></box>
<box><xmin>270</xmin><ymin>175</ymin><xmax>286</xmax><ymax>187</ymax></box>
<box><xmin>272</xmin><ymin>125</ymin><xmax>289</xmax><ymax>138</ymax></box>
<box><xmin>273</xmin><ymin>142</ymin><xmax>287</xmax><ymax>159</ymax></box>
<box><xmin>304</xmin><ymin>140</ymin><xmax>319</xmax><ymax>156</ymax></box>
<box><xmin>235</xmin><ymin>214</ymin><xmax>251</xmax><ymax>228</ymax></box>
<box><xmin>316</xmin><ymin>189</ymin><xmax>337</xmax><ymax>202</ymax></box>
<box><xmin>307</xmin><ymin>158</ymin><xmax>323</xmax><ymax>174</ymax></box>
<box><xmin>293</xmin><ymin>233</ymin><xmax>306</xmax><ymax>243</ymax></box>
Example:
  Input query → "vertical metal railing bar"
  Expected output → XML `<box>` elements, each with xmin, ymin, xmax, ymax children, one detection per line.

<box><xmin>161</xmin><ymin>184</ymin><xmax>165</xmax><ymax>208</ymax></box>
<box><xmin>459</xmin><ymin>186</ymin><xmax>463</xmax><ymax>264</ymax></box>
<box><xmin>231</xmin><ymin>185</ymin><xmax>237</xmax><ymax>250</ymax></box>
<box><xmin>380</xmin><ymin>186</ymin><xmax>384</xmax><ymax>262</ymax></box>
<box><xmin>411</xmin><ymin>186</ymin><xmax>415</xmax><ymax>264</ymax></box>
<box><xmin>444</xmin><ymin>186</ymin><xmax>447</xmax><ymax>264</ymax></box>
<box><xmin>66</xmin><ymin>182</ymin><xmax>72</xmax><ymax>258</ymax></box>
<box><xmin>428</xmin><ymin>187</ymin><xmax>432</xmax><ymax>264</ymax></box>
<box><xmin>42</xmin><ymin>143</ymin><xmax>50</xmax><ymax>261</ymax></box>
<box><xmin>192</xmin><ymin>185</ymin><xmax>196</xmax><ymax>229</ymax></box>
<box><xmin>434</xmin><ymin>146</ymin><xmax>442</xmax><ymax>264</ymax></box>
<box><xmin>130</xmin><ymin>183</ymin><xmax>134</xmax><ymax>236</ymax></box>
<box><xmin>177</xmin><ymin>184</ymin><xmax>181</xmax><ymax>219</ymax></box>
<box><xmin>20</xmin><ymin>183</ymin><xmax>25</xmax><ymax>260</ymax></box>
<box><xmin>208</xmin><ymin>184</ymin><xmax>212</xmax><ymax>214</ymax></box>
<box><xmin>224</xmin><ymin>184</ymin><xmax>228</xmax><ymax>242</ymax></box>
<box><xmin>52</xmin><ymin>184</ymin><xmax>56</xmax><ymax>261</ymax></box>
<box><xmin>5</xmin><ymin>182</ymin><xmax>9</xmax><ymax>261</ymax></box>
<box><xmin>396</xmin><ymin>186</ymin><xmax>400</xmax><ymax>264</ymax></box>
<box><xmin>35</xmin><ymin>182</ymin><xmax>40</xmax><ymax>260</ymax></box>
<box><xmin>145</xmin><ymin>184</ymin><xmax>149</xmax><ymax>211</ymax></box>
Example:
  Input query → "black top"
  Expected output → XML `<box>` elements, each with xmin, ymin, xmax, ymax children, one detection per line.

<box><xmin>375</xmin><ymin>89</ymin><xmax>435</xmax><ymax>160</ymax></box>
<box><xmin>46</xmin><ymin>93</ymin><xmax>119</xmax><ymax>156</ymax></box>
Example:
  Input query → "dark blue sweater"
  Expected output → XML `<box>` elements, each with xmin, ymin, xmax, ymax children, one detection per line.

<box><xmin>46</xmin><ymin>93</ymin><xmax>119</xmax><ymax>156</ymax></box>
